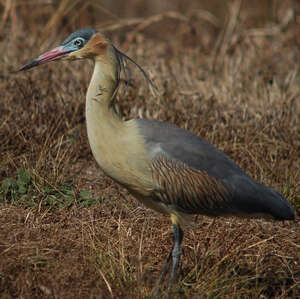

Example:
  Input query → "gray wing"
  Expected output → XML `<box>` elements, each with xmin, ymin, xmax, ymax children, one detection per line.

<box><xmin>136</xmin><ymin>118</ymin><xmax>294</xmax><ymax>220</ymax></box>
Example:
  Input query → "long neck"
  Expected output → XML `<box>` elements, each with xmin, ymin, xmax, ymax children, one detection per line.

<box><xmin>86</xmin><ymin>57</ymin><xmax>123</xmax><ymax>167</ymax></box>
<box><xmin>86</xmin><ymin>57</ymin><xmax>120</xmax><ymax>125</ymax></box>
<box><xmin>85</xmin><ymin>57</ymin><xmax>152</xmax><ymax>193</ymax></box>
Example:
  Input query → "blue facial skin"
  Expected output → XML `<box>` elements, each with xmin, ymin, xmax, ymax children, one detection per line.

<box><xmin>59</xmin><ymin>37</ymin><xmax>86</xmax><ymax>54</ymax></box>
<box><xmin>56</xmin><ymin>28</ymin><xmax>100</xmax><ymax>56</ymax></box>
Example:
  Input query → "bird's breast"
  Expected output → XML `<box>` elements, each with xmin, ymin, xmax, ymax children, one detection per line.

<box><xmin>86</xmin><ymin>109</ymin><xmax>155</xmax><ymax>196</ymax></box>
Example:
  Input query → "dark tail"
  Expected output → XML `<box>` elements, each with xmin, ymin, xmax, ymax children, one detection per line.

<box><xmin>260</xmin><ymin>185</ymin><xmax>295</xmax><ymax>220</ymax></box>
<box><xmin>222</xmin><ymin>176</ymin><xmax>295</xmax><ymax>220</ymax></box>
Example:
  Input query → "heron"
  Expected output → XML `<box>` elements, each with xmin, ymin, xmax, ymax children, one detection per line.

<box><xmin>19</xmin><ymin>28</ymin><xmax>295</xmax><ymax>297</ymax></box>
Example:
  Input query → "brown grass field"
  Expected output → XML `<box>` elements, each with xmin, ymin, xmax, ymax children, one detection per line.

<box><xmin>0</xmin><ymin>0</ymin><xmax>299</xmax><ymax>298</ymax></box>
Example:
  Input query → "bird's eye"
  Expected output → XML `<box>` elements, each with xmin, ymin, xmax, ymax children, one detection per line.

<box><xmin>74</xmin><ymin>38</ymin><xmax>84</xmax><ymax>48</ymax></box>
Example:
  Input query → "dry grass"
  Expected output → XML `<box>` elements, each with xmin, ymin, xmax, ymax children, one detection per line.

<box><xmin>0</xmin><ymin>0</ymin><xmax>299</xmax><ymax>298</ymax></box>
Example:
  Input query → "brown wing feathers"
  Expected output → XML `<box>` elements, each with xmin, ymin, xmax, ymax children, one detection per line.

<box><xmin>151</xmin><ymin>157</ymin><xmax>230</xmax><ymax>215</ymax></box>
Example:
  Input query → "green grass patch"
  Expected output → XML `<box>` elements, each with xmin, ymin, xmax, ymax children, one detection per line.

<box><xmin>0</xmin><ymin>168</ymin><xmax>99</xmax><ymax>208</ymax></box>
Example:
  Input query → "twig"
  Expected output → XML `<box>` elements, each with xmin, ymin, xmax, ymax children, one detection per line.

<box><xmin>212</xmin><ymin>0</ymin><xmax>242</xmax><ymax>72</ymax></box>
<box><xmin>246</xmin><ymin>236</ymin><xmax>275</xmax><ymax>249</ymax></box>
<box><xmin>98</xmin><ymin>267</ymin><xmax>114</xmax><ymax>298</ymax></box>
<box><xmin>123</xmin><ymin>11</ymin><xmax>189</xmax><ymax>49</ymax></box>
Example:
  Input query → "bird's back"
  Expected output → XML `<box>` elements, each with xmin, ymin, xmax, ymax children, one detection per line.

<box><xmin>135</xmin><ymin>118</ymin><xmax>295</xmax><ymax>220</ymax></box>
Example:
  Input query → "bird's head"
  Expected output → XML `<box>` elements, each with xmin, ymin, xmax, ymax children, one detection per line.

<box><xmin>19</xmin><ymin>28</ymin><xmax>113</xmax><ymax>71</ymax></box>
<box><xmin>19</xmin><ymin>28</ymin><xmax>157</xmax><ymax>96</ymax></box>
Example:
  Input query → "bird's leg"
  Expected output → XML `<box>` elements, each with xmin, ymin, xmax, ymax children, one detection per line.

<box><xmin>151</xmin><ymin>223</ymin><xmax>183</xmax><ymax>297</ymax></box>
<box><xmin>151</xmin><ymin>250</ymin><xmax>173</xmax><ymax>296</ymax></box>
<box><xmin>155</xmin><ymin>251</ymin><xmax>173</xmax><ymax>287</ymax></box>
<box><xmin>166</xmin><ymin>223</ymin><xmax>183</xmax><ymax>295</ymax></box>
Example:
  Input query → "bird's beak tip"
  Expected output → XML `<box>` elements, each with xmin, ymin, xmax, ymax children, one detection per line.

<box><xmin>18</xmin><ymin>59</ymin><xmax>40</xmax><ymax>72</ymax></box>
